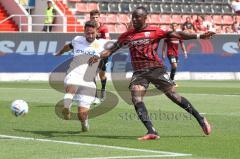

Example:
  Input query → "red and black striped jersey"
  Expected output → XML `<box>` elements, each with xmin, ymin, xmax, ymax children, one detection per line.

<box><xmin>164</xmin><ymin>38</ymin><xmax>183</xmax><ymax>57</ymax></box>
<box><xmin>117</xmin><ymin>25</ymin><xmax>168</xmax><ymax>71</ymax></box>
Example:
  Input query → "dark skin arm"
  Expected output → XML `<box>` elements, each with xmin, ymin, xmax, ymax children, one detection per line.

<box><xmin>88</xmin><ymin>42</ymin><xmax>121</xmax><ymax>65</ymax></box>
<box><xmin>167</xmin><ymin>31</ymin><xmax>215</xmax><ymax>40</ymax></box>
<box><xmin>88</xmin><ymin>31</ymin><xmax>216</xmax><ymax>65</ymax></box>
<box><xmin>55</xmin><ymin>44</ymin><xmax>72</xmax><ymax>56</ymax></box>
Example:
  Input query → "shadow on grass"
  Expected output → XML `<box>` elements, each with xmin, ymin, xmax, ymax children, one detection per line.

<box><xmin>13</xmin><ymin>129</ymin><xmax>204</xmax><ymax>140</ymax></box>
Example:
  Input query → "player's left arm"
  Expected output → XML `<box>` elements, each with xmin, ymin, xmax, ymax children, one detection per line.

<box><xmin>88</xmin><ymin>41</ymin><xmax>121</xmax><ymax>65</ymax></box>
<box><xmin>167</xmin><ymin>31</ymin><xmax>216</xmax><ymax>40</ymax></box>
<box><xmin>54</xmin><ymin>43</ymin><xmax>72</xmax><ymax>56</ymax></box>
<box><xmin>180</xmin><ymin>40</ymin><xmax>187</xmax><ymax>59</ymax></box>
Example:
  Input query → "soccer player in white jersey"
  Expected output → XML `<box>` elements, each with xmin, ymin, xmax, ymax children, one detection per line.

<box><xmin>55</xmin><ymin>21</ymin><xmax>108</xmax><ymax>132</ymax></box>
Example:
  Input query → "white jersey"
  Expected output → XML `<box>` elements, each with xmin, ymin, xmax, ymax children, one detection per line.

<box><xmin>65</xmin><ymin>36</ymin><xmax>107</xmax><ymax>87</ymax></box>
<box><xmin>64</xmin><ymin>36</ymin><xmax>108</xmax><ymax>108</ymax></box>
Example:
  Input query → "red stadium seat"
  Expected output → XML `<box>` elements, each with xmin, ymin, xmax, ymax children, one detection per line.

<box><xmin>105</xmin><ymin>14</ymin><xmax>118</xmax><ymax>23</ymax></box>
<box><xmin>159</xmin><ymin>14</ymin><xmax>171</xmax><ymax>24</ymax></box>
<box><xmin>146</xmin><ymin>17</ymin><xmax>151</xmax><ymax>24</ymax></box>
<box><xmin>87</xmin><ymin>3</ymin><xmax>98</xmax><ymax>11</ymax></box>
<box><xmin>76</xmin><ymin>3</ymin><xmax>88</xmax><ymax>12</ymax></box>
<box><xmin>106</xmin><ymin>24</ymin><xmax>116</xmax><ymax>33</ymax></box>
<box><xmin>100</xmin><ymin>14</ymin><xmax>107</xmax><ymax>23</ymax></box>
<box><xmin>205</xmin><ymin>15</ymin><xmax>213</xmax><ymax>22</ymax></box>
<box><xmin>212</xmin><ymin>15</ymin><xmax>222</xmax><ymax>25</ymax></box>
<box><xmin>150</xmin><ymin>14</ymin><xmax>161</xmax><ymax>24</ymax></box>
<box><xmin>118</xmin><ymin>14</ymin><xmax>130</xmax><ymax>23</ymax></box>
<box><xmin>222</xmin><ymin>15</ymin><xmax>233</xmax><ymax>25</ymax></box>
<box><xmin>171</xmin><ymin>15</ymin><xmax>182</xmax><ymax>24</ymax></box>
<box><xmin>116</xmin><ymin>24</ymin><xmax>128</xmax><ymax>33</ymax></box>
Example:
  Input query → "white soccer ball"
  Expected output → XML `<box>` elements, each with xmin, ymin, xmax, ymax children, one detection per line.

<box><xmin>11</xmin><ymin>100</ymin><xmax>29</xmax><ymax>117</ymax></box>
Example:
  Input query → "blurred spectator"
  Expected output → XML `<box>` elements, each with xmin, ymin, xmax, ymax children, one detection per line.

<box><xmin>224</xmin><ymin>26</ymin><xmax>233</xmax><ymax>33</ymax></box>
<box><xmin>231</xmin><ymin>0</ymin><xmax>240</xmax><ymax>14</ymax></box>
<box><xmin>182</xmin><ymin>16</ymin><xmax>194</xmax><ymax>33</ymax></box>
<box><xmin>215</xmin><ymin>25</ymin><xmax>222</xmax><ymax>33</ymax></box>
<box><xmin>193</xmin><ymin>15</ymin><xmax>207</xmax><ymax>33</ymax></box>
<box><xmin>42</xmin><ymin>1</ymin><xmax>56</xmax><ymax>32</ymax></box>
<box><xmin>231</xmin><ymin>18</ymin><xmax>240</xmax><ymax>33</ymax></box>
<box><xmin>202</xmin><ymin>16</ymin><xmax>215</xmax><ymax>32</ymax></box>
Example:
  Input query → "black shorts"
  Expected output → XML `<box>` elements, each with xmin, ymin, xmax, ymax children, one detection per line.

<box><xmin>167</xmin><ymin>55</ymin><xmax>178</xmax><ymax>64</ymax></box>
<box><xmin>129</xmin><ymin>67</ymin><xmax>174</xmax><ymax>93</ymax></box>
<box><xmin>98</xmin><ymin>57</ymin><xmax>108</xmax><ymax>71</ymax></box>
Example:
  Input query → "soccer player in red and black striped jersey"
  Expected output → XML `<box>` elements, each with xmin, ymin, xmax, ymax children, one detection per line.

<box><xmin>89</xmin><ymin>7</ymin><xmax>215</xmax><ymax>140</ymax></box>
<box><xmin>90</xmin><ymin>10</ymin><xmax>110</xmax><ymax>101</ymax></box>
<box><xmin>162</xmin><ymin>23</ymin><xmax>187</xmax><ymax>86</ymax></box>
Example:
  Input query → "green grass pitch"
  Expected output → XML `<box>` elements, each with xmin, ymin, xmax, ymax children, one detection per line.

<box><xmin>0</xmin><ymin>81</ymin><xmax>240</xmax><ymax>159</ymax></box>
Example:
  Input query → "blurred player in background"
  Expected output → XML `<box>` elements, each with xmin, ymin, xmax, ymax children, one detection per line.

<box><xmin>162</xmin><ymin>23</ymin><xmax>187</xmax><ymax>86</ymax></box>
<box><xmin>89</xmin><ymin>7</ymin><xmax>214</xmax><ymax>140</ymax></box>
<box><xmin>55</xmin><ymin>21</ymin><xmax>107</xmax><ymax>132</ymax></box>
<box><xmin>42</xmin><ymin>1</ymin><xmax>56</xmax><ymax>32</ymax></box>
<box><xmin>182</xmin><ymin>16</ymin><xmax>194</xmax><ymax>33</ymax></box>
<box><xmin>90</xmin><ymin>10</ymin><xmax>110</xmax><ymax>102</ymax></box>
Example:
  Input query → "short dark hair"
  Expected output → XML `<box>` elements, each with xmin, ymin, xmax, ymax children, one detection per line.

<box><xmin>171</xmin><ymin>23</ymin><xmax>178</xmax><ymax>26</ymax></box>
<box><xmin>90</xmin><ymin>9</ymin><xmax>100</xmax><ymax>16</ymax></box>
<box><xmin>135</xmin><ymin>6</ymin><xmax>148</xmax><ymax>16</ymax></box>
<box><xmin>84</xmin><ymin>20</ymin><xmax>97</xmax><ymax>29</ymax></box>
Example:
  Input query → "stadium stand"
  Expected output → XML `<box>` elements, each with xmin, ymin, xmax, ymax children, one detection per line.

<box><xmin>0</xmin><ymin>0</ymin><xmax>237</xmax><ymax>33</ymax></box>
<box><xmin>55</xmin><ymin>0</ymin><xmax>84</xmax><ymax>32</ymax></box>
<box><xmin>72</xmin><ymin>0</ymin><xmax>235</xmax><ymax>33</ymax></box>
<box><xmin>0</xmin><ymin>3</ymin><xmax>19</xmax><ymax>31</ymax></box>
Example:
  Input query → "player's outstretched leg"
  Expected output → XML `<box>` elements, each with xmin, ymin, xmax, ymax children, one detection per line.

<box><xmin>131</xmin><ymin>85</ymin><xmax>159</xmax><ymax>140</ymax></box>
<box><xmin>78</xmin><ymin>107</ymin><xmax>89</xmax><ymax>132</ymax></box>
<box><xmin>165</xmin><ymin>88</ymin><xmax>211</xmax><ymax>135</ymax></box>
<box><xmin>62</xmin><ymin>85</ymin><xmax>77</xmax><ymax>120</ymax></box>
<box><xmin>62</xmin><ymin>94</ymin><xmax>74</xmax><ymax>120</ymax></box>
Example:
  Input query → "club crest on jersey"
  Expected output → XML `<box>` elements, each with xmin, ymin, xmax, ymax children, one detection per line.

<box><xmin>91</xmin><ymin>41</ymin><xmax>100</xmax><ymax>49</ymax></box>
<box><xmin>144</xmin><ymin>32</ymin><xmax>150</xmax><ymax>37</ymax></box>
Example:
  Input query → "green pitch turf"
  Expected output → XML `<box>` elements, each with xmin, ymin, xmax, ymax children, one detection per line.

<box><xmin>0</xmin><ymin>81</ymin><xmax>240</xmax><ymax>159</ymax></box>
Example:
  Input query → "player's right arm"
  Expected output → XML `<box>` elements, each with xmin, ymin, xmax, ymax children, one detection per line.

<box><xmin>55</xmin><ymin>43</ymin><xmax>72</xmax><ymax>56</ymax></box>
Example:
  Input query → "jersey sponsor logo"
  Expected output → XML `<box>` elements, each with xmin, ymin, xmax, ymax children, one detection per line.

<box><xmin>75</xmin><ymin>49</ymin><xmax>96</xmax><ymax>56</ymax></box>
<box><xmin>130</xmin><ymin>39</ymin><xmax>151</xmax><ymax>46</ymax></box>
<box><xmin>144</xmin><ymin>32</ymin><xmax>150</xmax><ymax>38</ymax></box>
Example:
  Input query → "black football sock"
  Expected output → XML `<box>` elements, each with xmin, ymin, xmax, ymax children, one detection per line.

<box><xmin>101</xmin><ymin>78</ymin><xmax>107</xmax><ymax>90</ymax></box>
<box><xmin>134</xmin><ymin>102</ymin><xmax>157</xmax><ymax>134</ymax></box>
<box><xmin>170</xmin><ymin>68</ymin><xmax>176</xmax><ymax>80</ymax></box>
<box><xmin>178</xmin><ymin>97</ymin><xmax>204</xmax><ymax>125</ymax></box>
<box><xmin>166</xmin><ymin>92</ymin><xmax>204</xmax><ymax>126</ymax></box>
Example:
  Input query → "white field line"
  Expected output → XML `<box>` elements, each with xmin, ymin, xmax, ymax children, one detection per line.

<box><xmin>0</xmin><ymin>134</ymin><xmax>191</xmax><ymax>157</ymax></box>
<box><xmin>1</xmin><ymin>87</ymin><xmax>240</xmax><ymax>97</ymax></box>
<box><xmin>72</xmin><ymin>154</ymin><xmax>190</xmax><ymax>159</ymax></box>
